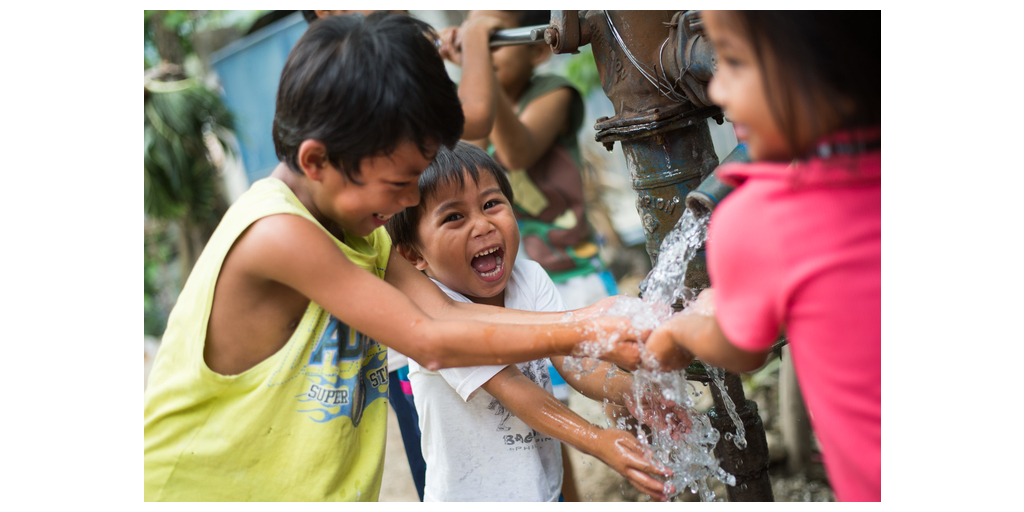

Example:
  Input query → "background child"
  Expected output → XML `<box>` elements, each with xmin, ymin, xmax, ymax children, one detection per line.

<box><xmin>644</xmin><ymin>10</ymin><xmax>881</xmax><ymax>502</ymax></box>
<box><xmin>144</xmin><ymin>13</ymin><xmax>644</xmax><ymax>502</ymax></box>
<box><xmin>387</xmin><ymin>142</ymin><xmax>685</xmax><ymax>502</ymax></box>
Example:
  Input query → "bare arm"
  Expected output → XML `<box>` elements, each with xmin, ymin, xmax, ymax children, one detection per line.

<box><xmin>550</xmin><ymin>356</ymin><xmax>694</xmax><ymax>441</ymax></box>
<box><xmin>490</xmin><ymin>86</ymin><xmax>573</xmax><ymax>170</ymax></box>
<box><xmin>481</xmin><ymin>366</ymin><xmax>671</xmax><ymax>500</ymax></box>
<box><xmin>243</xmin><ymin>214</ymin><xmax>641</xmax><ymax>370</ymax></box>
<box><xmin>549</xmin><ymin>356</ymin><xmax>633</xmax><ymax>405</ymax></box>
<box><xmin>384</xmin><ymin>249</ymin><xmax>643</xmax><ymax>370</ymax></box>
<box><xmin>439</xmin><ymin>18</ymin><xmax>503</xmax><ymax>140</ymax></box>
<box><xmin>644</xmin><ymin>289</ymin><xmax>770</xmax><ymax>373</ymax></box>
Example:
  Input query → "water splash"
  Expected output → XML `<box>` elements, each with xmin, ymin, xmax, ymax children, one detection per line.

<box><xmin>594</xmin><ymin>209</ymin><xmax>749</xmax><ymax>501</ymax></box>
<box><xmin>641</xmin><ymin>209</ymin><xmax>710</xmax><ymax>306</ymax></box>
<box><xmin>704</xmin><ymin>363</ymin><xmax>747</xmax><ymax>450</ymax></box>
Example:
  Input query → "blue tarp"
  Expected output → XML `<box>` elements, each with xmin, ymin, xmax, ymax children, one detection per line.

<box><xmin>210</xmin><ymin>12</ymin><xmax>307</xmax><ymax>186</ymax></box>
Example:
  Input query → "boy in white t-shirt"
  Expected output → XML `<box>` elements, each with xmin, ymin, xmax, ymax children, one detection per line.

<box><xmin>386</xmin><ymin>142</ymin><xmax>682</xmax><ymax>502</ymax></box>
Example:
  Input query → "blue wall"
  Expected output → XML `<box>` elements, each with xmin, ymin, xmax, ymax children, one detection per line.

<box><xmin>211</xmin><ymin>12</ymin><xmax>307</xmax><ymax>186</ymax></box>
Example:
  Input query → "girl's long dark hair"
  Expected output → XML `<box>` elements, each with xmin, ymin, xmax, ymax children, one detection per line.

<box><xmin>727</xmin><ymin>11</ymin><xmax>880</xmax><ymax>155</ymax></box>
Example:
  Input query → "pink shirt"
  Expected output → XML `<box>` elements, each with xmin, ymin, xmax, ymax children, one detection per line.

<box><xmin>708</xmin><ymin>145</ymin><xmax>880</xmax><ymax>502</ymax></box>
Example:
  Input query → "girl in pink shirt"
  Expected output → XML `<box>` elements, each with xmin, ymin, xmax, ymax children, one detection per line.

<box><xmin>645</xmin><ymin>11</ymin><xmax>881</xmax><ymax>502</ymax></box>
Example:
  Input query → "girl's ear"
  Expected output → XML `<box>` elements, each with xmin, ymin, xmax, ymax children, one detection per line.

<box><xmin>396</xmin><ymin>244</ymin><xmax>429</xmax><ymax>271</ymax></box>
<box><xmin>297</xmin><ymin>140</ymin><xmax>330</xmax><ymax>182</ymax></box>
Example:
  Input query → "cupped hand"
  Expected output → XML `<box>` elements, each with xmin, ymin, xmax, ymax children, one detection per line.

<box><xmin>580</xmin><ymin>316</ymin><xmax>650</xmax><ymax>371</ymax></box>
<box><xmin>642</xmin><ymin>317</ymin><xmax>695</xmax><ymax>371</ymax></box>
<box><xmin>574</xmin><ymin>295</ymin><xmax>621</xmax><ymax>319</ymax></box>
<box><xmin>623</xmin><ymin>385</ymin><xmax>694</xmax><ymax>442</ymax></box>
<box><xmin>594</xmin><ymin>428</ymin><xmax>674</xmax><ymax>501</ymax></box>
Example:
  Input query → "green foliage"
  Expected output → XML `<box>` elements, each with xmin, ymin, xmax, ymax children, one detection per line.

<box><xmin>144</xmin><ymin>82</ymin><xmax>234</xmax><ymax>225</ymax></box>
<box><xmin>144</xmin><ymin>225</ymin><xmax>178</xmax><ymax>337</ymax></box>
<box><xmin>564</xmin><ymin>46</ymin><xmax>602</xmax><ymax>99</ymax></box>
<box><xmin>144</xmin><ymin>10</ymin><xmax>269</xmax><ymax>69</ymax></box>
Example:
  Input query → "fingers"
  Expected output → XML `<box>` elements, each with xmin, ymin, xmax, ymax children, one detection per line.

<box><xmin>626</xmin><ymin>468</ymin><xmax>669</xmax><ymax>501</ymax></box>
<box><xmin>613</xmin><ymin>437</ymin><xmax>671</xmax><ymax>500</ymax></box>
<box><xmin>437</xmin><ymin>27</ymin><xmax>461</xmax><ymax>63</ymax></box>
<box><xmin>642</xmin><ymin>327</ymin><xmax>693</xmax><ymax>371</ymax></box>
<box><xmin>601</xmin><ymin>341</ymin><xmax>639</xmax><ymax>371</ymax></box>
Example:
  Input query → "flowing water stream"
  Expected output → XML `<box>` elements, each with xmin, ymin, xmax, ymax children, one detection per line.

<box><xmin>571</xmin><ymin>208</ymin><xmax>748</xmax><ymax>501</ymax></box>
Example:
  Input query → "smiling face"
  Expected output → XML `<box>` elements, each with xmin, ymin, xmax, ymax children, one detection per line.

<box><xmin>409</xmin><ymin>168</ymin><xmax>519</xmax><ymax>307</ymax></box>
<box><xmin>313</xmin><ymin>140</ymin><xmax>436</xmax><ymax>237</ymax></box>
<box><xmin>703</xmin><ymin>11</ymin><xmax>794</xmax><ymax>162</ymax></box>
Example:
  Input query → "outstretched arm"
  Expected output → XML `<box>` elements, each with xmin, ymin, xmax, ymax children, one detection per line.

<box><xmin>481</xmin><ymin>366</ymin><xmax>672</xmax><ymax>500</ymax></box>
<box><xmin>550</xmin><ymin>356</ymin><xmax>693</xmax><ymax>440</ymax></box>
<box><xmin>384</xmin><ymin>249</ymin><xmax>642</xmax><ymax>370</ymax></box>
<box><xmin>239</xmin><ymin>214</ymin><xmax>642</xmax><ymax>371</ymax></box>
<box><xmin>550</xmin><ymin>356</ymin><xmax>632</xmax><ymax>405</ymax></box>
<box><xmin>644</xmin><ymin>289</ymin><xmax>770</xmax><ymax>373</ymax></box>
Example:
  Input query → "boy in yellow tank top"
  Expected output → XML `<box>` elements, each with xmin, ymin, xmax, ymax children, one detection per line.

<box><xmin>144</xmin><ymin>13</ymin><xmax>653</xmax><ymax>502</ymax></box>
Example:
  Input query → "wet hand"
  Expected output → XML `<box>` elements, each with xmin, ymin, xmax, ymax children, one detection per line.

<box><xmin>579</xmin><ymin>316</ymin><xmax>649</xmax><ymax>371</ymax></box>
<box><xmin>574</xmin><ymin>295</ymin><xmax>621</xmax><ymax>319</ymax></box>
<box><xmin>688</xmin><ymin>288</ymin><xmax>715</xmax><ymax>315</ymax></box>
<box><xmin>594</xmin><ymin>428</ymin><xmax>673</xmax><ymax>501</ymax></box>
<box><xmin>623</xmin><ymin>385</ymin><xmax>693</xmax><ymax>441</ymax></box>
<box><xmin>642</xmin><ymin>316</ymin><xmax>695</xmax><ymax>372</ymax></box>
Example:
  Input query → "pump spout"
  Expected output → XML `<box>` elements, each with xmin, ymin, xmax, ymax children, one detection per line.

<box><xmin>684</xmin><ymin>143</ymin><xmax>749</xmax><ymax>218</ymax></box>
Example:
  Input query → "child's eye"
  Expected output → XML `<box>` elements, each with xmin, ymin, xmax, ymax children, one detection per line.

<box><xmin>723</xmin><ymin>56</ymin><xmax>743</xmax><ymax>68</ymax></box>
<box><xmin>484</xmin><ymin>200</ymin><xmax>502</xmax><ymax>209</ymax></box>
<box><xmin>389</xmin><ymin>181</ymin><xmax>411</xmax><ymax>188</ymax></box>
<box><xmin>442</xmin><ymin>213</ymin><xmax>463</xmax><ymax>224</ymax></box>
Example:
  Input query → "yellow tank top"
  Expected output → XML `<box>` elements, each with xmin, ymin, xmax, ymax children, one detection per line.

<box><xmin>144</xmin><ymin>177</ymin><xmax>391</xmax><ymax>501</ymax></box>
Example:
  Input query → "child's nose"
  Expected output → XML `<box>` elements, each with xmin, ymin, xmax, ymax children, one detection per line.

<box><xmin>471</xmin><ymin>215</ymin><xmax>495</xmax><ymax>238</ymax></box>
<box><xmin>707</xmin><ymin>75</ymin><xmax>725</xmax><ymax>107</ymax></box>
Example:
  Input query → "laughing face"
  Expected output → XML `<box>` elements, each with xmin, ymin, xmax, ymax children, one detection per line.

<box><xmin>410</xmin><ymin>168</ymin><xmax>519</xmax><ymax>307</ymax></box>
<box><xmin>313</xmin><ymin>140</ymin><xmax>436</xmax><ymax>237</ymax></box>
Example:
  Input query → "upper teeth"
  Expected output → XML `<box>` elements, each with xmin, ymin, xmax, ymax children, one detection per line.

<box><xmin>474</xmin><ymin>247</ymin><xmax>500</xmax><ymax>258</ymax></box>
<box><xmin>374</xmin><ymin>214</ymin><xmax>391</xmax><ymax>220</ymax></box>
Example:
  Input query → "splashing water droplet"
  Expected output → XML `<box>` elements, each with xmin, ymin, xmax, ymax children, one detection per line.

<box><xmin>594</xmin><ymin>209</ymin><xmax>740</xmax><ymax>501</ymax></box>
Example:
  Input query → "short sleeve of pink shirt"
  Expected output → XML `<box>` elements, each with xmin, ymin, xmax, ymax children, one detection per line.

<box><xmin>707</xmin><ymin>151</ymin><xmax>881</xmax><ymax>502</ymax></box>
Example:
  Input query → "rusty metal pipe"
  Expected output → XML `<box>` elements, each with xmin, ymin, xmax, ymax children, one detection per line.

<box><xmin>685</xmin><ymin>143</ymin><xmax>749</xmax><ymax>219</ymax></box>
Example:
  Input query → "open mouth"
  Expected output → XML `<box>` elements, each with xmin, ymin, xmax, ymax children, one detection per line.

<box><xmin>471</xmin><ymin>246</ymin><xmax>505</xmax><ymax>279</ymax></box>
<box><xmin>373</xmin><ymin>213</ymin><xmax>392</xmax><ymax>223</ymax></box>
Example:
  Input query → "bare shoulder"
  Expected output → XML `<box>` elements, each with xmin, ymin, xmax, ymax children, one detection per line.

<box><xmin>518</xmin><ymin>87</ymin><xmax>573</xmax><ymax>140</ymax></box>
<box><xmin>205</xmin><ymin>213</ymin><xmax>345</xmax><ymax>375</ymax></box>
<box><xmin>226</xmin><ymin>214</ymin><xmax>323</xmax><ymax>272</ymax></box>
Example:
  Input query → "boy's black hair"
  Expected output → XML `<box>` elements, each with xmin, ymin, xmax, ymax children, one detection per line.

<box><xmin>273</xmin><ymin>12</ymin><xmax>464</xmax><ymax>182</ymax></box>
<box><xmin>387</xmin><ymin>141</ymin><xmax>515</xmax><ymax>250</ymax></box>
<box><xmin>504</xmin><ymin>10</ymin><xmax>551</xmax><ymax>28</ymax></box>
<box><xmin>725</xmin><ymin>11</ymin><xmax>880</xmax><ymax>156</ymax></box>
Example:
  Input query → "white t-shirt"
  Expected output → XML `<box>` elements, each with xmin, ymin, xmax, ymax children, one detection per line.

<box><xmin>408</xmin><ymin>259</ymin><xmax>569</xmax><ymax>502</ymax></box>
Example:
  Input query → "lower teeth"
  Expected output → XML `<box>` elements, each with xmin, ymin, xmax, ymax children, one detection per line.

<box><xmin>480</xmin><ymin>255</ymin><xmax>502</xmax><ymax>277</ymax></box>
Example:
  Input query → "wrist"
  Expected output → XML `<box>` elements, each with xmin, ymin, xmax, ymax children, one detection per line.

<box><xmin>462</xmin><ymin>26</ymin><xmax>492</xmax><ymax>46</ymax></box>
